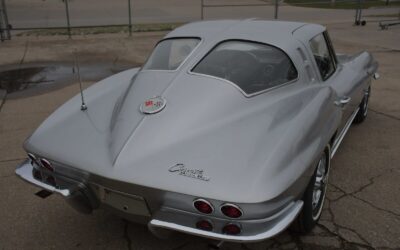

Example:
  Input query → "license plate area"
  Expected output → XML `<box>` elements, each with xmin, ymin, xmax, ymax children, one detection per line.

<box><xmin>101</xmin><ymin>188</ymin><xmax>150</xmax><ymax>216</ymax></box>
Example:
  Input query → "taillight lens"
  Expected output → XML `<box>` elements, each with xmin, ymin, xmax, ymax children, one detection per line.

<box><xmin>193</xmin><ymin>199</ymin><xmax>213</xmax><ymax>214</ymax></box>
<box><xmin>221</xmin><ymin>204</ymin><xmax>243</xmax><ymax>218</ymax></box>
<box><xmin>222</xmin><ymin>223</ymin><xmax>241</xmax><ymax>235</ymax></box>
<box><xmin>196</xmin><ymin>220</ymin><xmax>213</xmax><ymax>231</ymax></box>
<box><xmin>40</xmin><ymin>158</ymin><xmax>54</xmax><ymax>172</ymax></box>
<box><xmin>28</xmin><ymin>153</ymin><xmax>38</xmax><ymax>165</ymax></box>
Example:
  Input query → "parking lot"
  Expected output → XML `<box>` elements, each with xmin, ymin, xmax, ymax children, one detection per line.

<box><xmin>1</xmin><ymin>15</ymin><xmax>400</xmax><ymax>250</ymax></box>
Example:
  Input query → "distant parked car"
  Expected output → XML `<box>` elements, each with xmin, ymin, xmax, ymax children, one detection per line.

<box><xmin>16</xmin><ymin>20</ymin><xmax>378</xmax><ymax>242</ymax></box>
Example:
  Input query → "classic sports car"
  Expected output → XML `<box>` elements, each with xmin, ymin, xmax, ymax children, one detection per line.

<box><xmin>16</xmin><ymin>20</ymin><xmax>378</xmax><ymax>243</ymax></box>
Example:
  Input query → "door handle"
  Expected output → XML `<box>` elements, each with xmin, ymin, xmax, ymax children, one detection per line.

<box><xmin>335</xmin><ymin>96</ymin><xmax>351</xmax><ymax>107</ymax></box>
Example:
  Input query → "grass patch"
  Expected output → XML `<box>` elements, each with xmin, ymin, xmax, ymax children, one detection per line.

<box><xmin>285</xmin><ymin>0</ymin><xmax>400</xmax><ymax>9</ymax></box>
<box><xmin>16</xmin><ymin>23</ymin><xmax>184</xmax><ymax>37</ymax></box>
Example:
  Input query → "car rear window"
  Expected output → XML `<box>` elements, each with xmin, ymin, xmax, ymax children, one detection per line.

<box><xmin>192</xmin><ymin>40</ymin><xmax>298</xmax><ymax>96</ymax></box>
<box><xmin>143</xmin><ymin>38</ymin><xmax>200</xmax><ymax>71</ymax></box>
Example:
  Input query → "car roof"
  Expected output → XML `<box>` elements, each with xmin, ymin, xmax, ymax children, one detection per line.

<box><xmin>165</xmin><ymin>19</ymin><xmax>325</xmax><ymax>51</ymax></box>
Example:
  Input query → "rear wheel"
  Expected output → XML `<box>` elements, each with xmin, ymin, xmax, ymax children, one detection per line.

<box><xmin>353</xmin><ymin>86</ymin><xmax>370</xmax><ymax>124</ymax></box>
<box><xmin>294</xmin><ymin>146</ymin><xmax>330</xmax><ymax>233</ymax></box>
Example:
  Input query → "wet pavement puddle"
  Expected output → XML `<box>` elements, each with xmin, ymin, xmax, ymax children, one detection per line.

<box><xmin>0</xmin><ymin>62</ymin><xmax>135</xmax><ymax>98</ymax></box>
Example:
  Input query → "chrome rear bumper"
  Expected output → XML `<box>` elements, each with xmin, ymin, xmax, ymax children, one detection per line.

<box><xmin>149</xmin><ymin>200</ymin><xmax>303</xmax><ymax>243</ymax></box>
<box><xmin>16</xmin><ymin>159</ymin><xmax>303</xmax><ymax>242</ymax></box>
<box><xmin>16</xmin><ymin>160</ymin><xmax>70</xmax><ymax>196</ymax></box>
<box><xmin>15</xmin><ymin>160</ymin><xmax>99</xmax><ymax>213</ymax></box>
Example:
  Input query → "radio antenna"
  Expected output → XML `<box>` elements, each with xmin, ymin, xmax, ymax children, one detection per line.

<box><xmin>73</xmin><ymin>50</ymin><xmax>87</xmax><ymax>111</ymax></box>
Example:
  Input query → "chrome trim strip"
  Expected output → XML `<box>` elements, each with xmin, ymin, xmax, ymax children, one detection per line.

<box><xmin>15</xmin><ymin>160</ymin><xmax>70</xmax><ymax>196</ymax></box>
<box><xmin>149</xmin><ymin>201</ymin><xmax>303</xmax><ymax>243</ymax></box>
<box><xmin>331</xmin><ymin>107</ymin><xmax>360</xmax><ymax>157</ymax></box>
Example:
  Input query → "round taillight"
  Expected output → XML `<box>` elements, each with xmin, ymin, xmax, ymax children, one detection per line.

<box><xmin>40</xmin><ymin>158</ymin><xmax>54</xmax><ymax>172</ymax></box>
<box><xmin>28</xmin><ymin>153</ymin><xmax>38</xmax><ymax>165</ymax></box>
<box><xmin>222</xmin><ymin>223</ymin><xmax>241</xmax><ymax>235</ymax></box>
<box><xmin>196</xmin><ymin>220</ymin><xmax>213</xmax><ymax>231</ymax></box>
<box><xmin>221</xmin><ymin>204</ymin><xmax>243</xmax><ymax>218</ymax></box>
<box><xmin>193</xmin><ymin>199</ymin><xmax>213</xmax><ymax>214</ymax></box>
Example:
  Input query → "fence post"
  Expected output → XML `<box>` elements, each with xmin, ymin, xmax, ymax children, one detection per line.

<box><xmin>1</xmin><ymin>0</ymin><xmax>10</xmax><ymax>39</ymax></box>
<box><xmin>0</xmin><ymin>11</ymin><xmax>4</xmax><ymax>42</ymax></box>
<box><xmin>128</xmin><ymin>0</ymin><xmax>132</xmax><ymax>36</ymax></box>
<box><xmin>354</xmin><ymin>0</ymin><xmax>360</xmax><ymax>24</ymax></box>
<box><xmin>64</xmin><ymin>0</ymin><xmax>71</xmax><ymax>38</ymax></box>
<box><xmin>201</xmin><ymin>0</ymin><xmax>204</xmax><ymax>20</ymax></box>
<box><xmin>359</xmin><ymin>0</ymin><xmax>364</xmax><ymax>23</ymax></box>
<box><xmin>274</xmin><ymin>0</ymin><xmax>279</xmax><ymax>19</ymax></box>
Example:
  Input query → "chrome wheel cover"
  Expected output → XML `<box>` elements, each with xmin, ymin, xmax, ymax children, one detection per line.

<box><xmin>312</xmin><ymin>152</ymin><xmax>329</xmax><ymax>220</ymax></box>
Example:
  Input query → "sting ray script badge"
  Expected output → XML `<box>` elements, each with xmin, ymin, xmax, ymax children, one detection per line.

<box><xmin>140</xmin><ymin>96</ymin><xmax>166</xmax><ymax>114</ymax></box>
<box><xmin>169</xmin><ymin>164</ymin><xmax>210</xmax><ymax>181</ymax></box>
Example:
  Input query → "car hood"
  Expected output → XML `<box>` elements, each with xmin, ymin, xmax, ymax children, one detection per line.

<box><xmin>24</xmin><ymin>69</ymin><xmax>336</xmax><ymax>203</ymax></box>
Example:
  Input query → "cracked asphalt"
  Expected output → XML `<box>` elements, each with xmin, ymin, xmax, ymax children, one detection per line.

<box><xmin>0</xmin><ymin>21</ymin><xmax>399</xmax><ymax>250</ymax></box>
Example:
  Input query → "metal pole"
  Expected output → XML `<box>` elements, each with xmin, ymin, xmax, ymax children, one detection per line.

<box><xmin>1</xmin><ymin>0</ymin><xmax>10</xmax><ymax>39</ymax></box>
<box><xmin>354</xmin><ymin>7</ymin><xmax>359</xmax><ymax>25</ymax></box>
<box><xmin>354</xmin><ymin>0</ymin><xmax>361</xmax><ymax>24</ymax></box>
<box><xmin>201</xmin><ymin>0</ymin><xmax>204</xmax><ymax>20</ymax></box>
<box><xmin>274</xmin><ymin>0</ymin><xmax>279</xmax><ymax>19</ymax></box>
<box><xmin>358</xmin><ymin>0</ymin><xmax>363</xmax><ymax>23</ymax></box>
<box><xmin>64</xmin><ymin>0</ymin><xmax>71</xmax><ymax>38</ymax></box>
<box><xmin>128</xmin><ymin>0</ymin><xmax>132</xmax><ymax>36</ymax></box>
<box><xmin>0</xmin><ymin>9</ymin><xmax>4</xmax><ymax>42</ymax></box>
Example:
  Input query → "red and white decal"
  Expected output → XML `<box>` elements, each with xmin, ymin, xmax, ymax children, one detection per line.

<box><xmin>140</xmin><ymin>96</ymin><xmax>166</xmax><ymax>114</ymax></box>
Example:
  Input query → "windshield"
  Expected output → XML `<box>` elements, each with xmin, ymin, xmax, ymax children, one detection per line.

<box><xmin>143</xmin><ymin>38</ymin><xmax>200</xmax><ymax>71</ymax></box>
<box><xmin>192</xmin><ymin>40</ymin><xmax>298</xmax><ymax>95</ymax></box>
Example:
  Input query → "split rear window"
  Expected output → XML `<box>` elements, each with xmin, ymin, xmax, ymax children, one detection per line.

<box><xmin>143</xmin><ymin>38</ymin><xmax>200</xmax><ymax>71</ymax></box>
<box><xmin>192</xmin><ymin>40</ymin><xmax>298</xmax><ymax>95</ymax></box>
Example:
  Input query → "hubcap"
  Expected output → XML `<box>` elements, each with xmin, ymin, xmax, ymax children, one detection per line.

<box><xmin>312</xmin><ymin>152</ymin><xmax>329</xmax><ymax>220</ymax></box>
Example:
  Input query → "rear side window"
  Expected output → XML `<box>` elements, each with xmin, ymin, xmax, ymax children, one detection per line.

<box><xmin>309</xmin><ymin>33</ymin><xmax>335</xmax><ymax>80</ymax></box>
<box><xmin>192</xmin><ymin>40</ymin><xmax>298</xmax><ymax>95</ymax></box>
<box><xmin>143</xmin><ymin>38</ymin><xmax>200</xmax><ymax>71</ymax></box>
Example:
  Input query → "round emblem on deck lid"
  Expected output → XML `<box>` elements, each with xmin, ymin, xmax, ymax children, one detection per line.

<box><xmin>140</xmin><ymin>96</ymin><xmax>166</xmax><ymax>114</ymax></box>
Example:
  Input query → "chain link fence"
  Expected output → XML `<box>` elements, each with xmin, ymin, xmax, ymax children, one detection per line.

<box><xmin>283</xmin><ymin>0</ymin><xmax>400</xmax><ymax>25</ymax></box>
<box><xmin>1</xmin><ymin>0</ymin><xmax>400</xmax><ymax>40</ymax></box>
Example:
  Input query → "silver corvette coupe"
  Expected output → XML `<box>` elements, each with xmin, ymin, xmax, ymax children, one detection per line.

<box><xmin>16</xmin><ymin>20</ymin><xmax>378</xmax><ymax>242</ymax></box>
